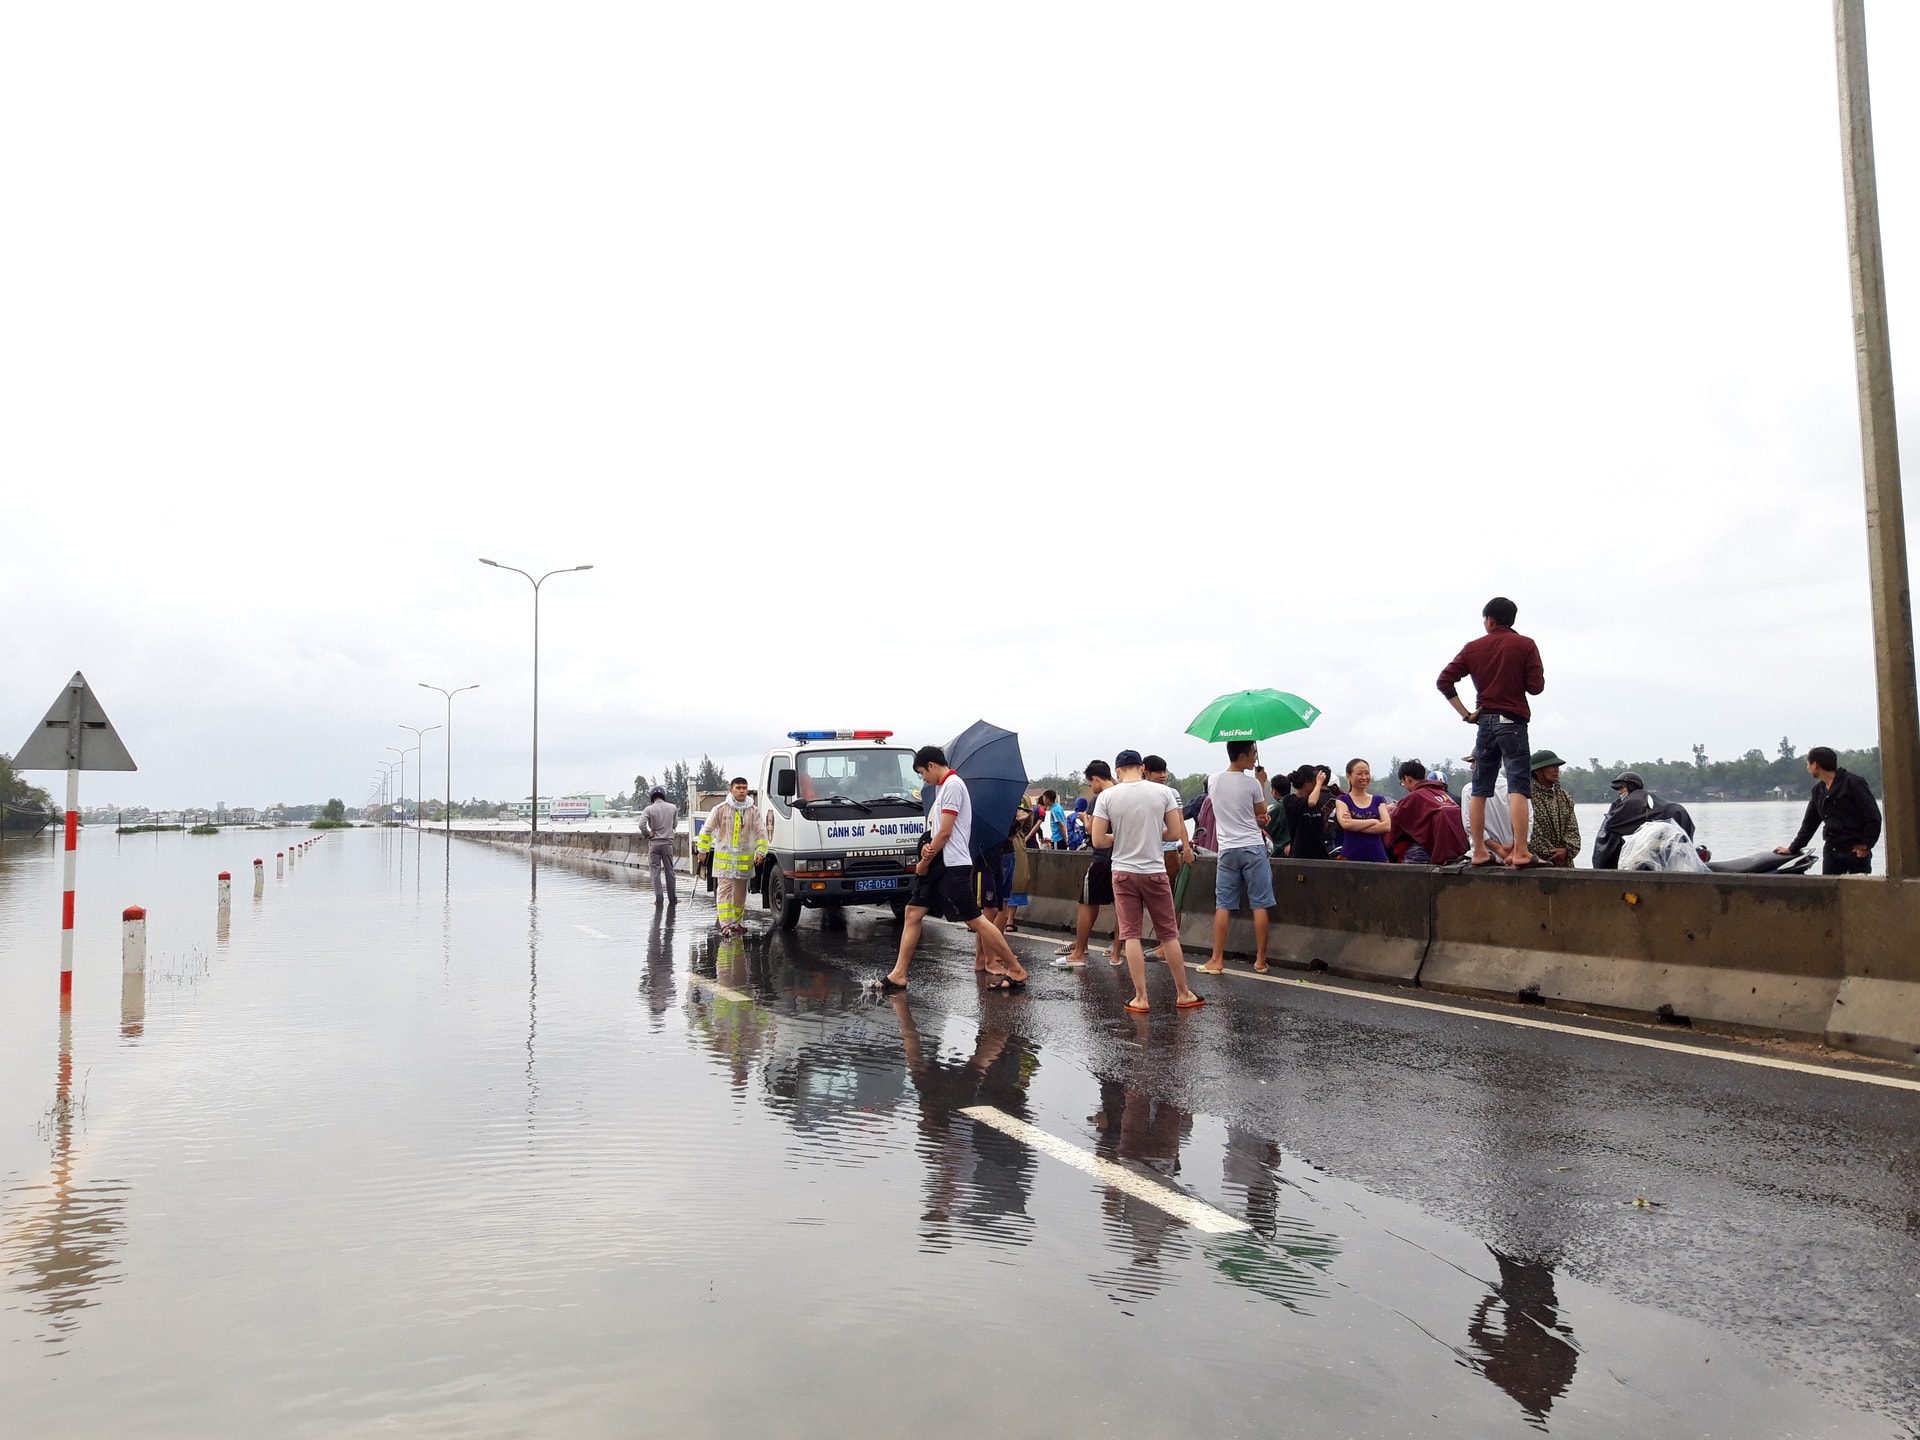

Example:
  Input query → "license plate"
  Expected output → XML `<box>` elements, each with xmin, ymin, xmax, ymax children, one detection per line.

<box><xmin>854</xmin><ymin>877</ymin><xmax>899</xmax><ymax>892</ymax></box>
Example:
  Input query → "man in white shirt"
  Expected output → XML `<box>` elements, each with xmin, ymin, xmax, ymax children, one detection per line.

<box><xmin>879</xmin><ymin>745</ymin><xmax>1027</xmax><ymax>991</ymax></box>
<box><xmin>1202</xmin><ymin>739</ymin><xmax>1273</xmax><ymax>974</ymax></box>
<box><xmin>1091</xmin><ymin>750</ymin><xmax>1203</xmax><ymax>1013</ymax></box>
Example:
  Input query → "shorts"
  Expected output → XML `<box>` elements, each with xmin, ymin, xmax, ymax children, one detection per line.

<box><xmin>1472</xmin><ymin>717</ymin><xmax>1534</xmax><ymax>799</ymax></box>
<box><xmin>1080</xmin><ymin>857</ymin><xmax>1115</xmax><ymax>907</ymax></box>
<box><xmin>976</xmin><ymin>859</ymin><xmax>1005</xmax><ymax>910</ymax></box>
<box><xmin>1113</xmin><ymin>870</ymin><xmax>1180</xmax><ymax>943</ymax></box>
<box><xmin>909</xmin><ymin>861</ymin><xmax>982</xmax><ymax>923</ymax></box>
<box><xmin>1214</xmin><ymin>845</ymin><xmax>1276</xmax><ymax>910</ymax></box>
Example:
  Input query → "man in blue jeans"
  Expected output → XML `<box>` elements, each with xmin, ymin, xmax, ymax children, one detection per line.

<box><xmin>1201</xmin><ymin>739</ymin><xmax>1273</xmax><ymax>974</ymax></box>
<box><xmin>1437</xmin><ymin>596</ymin><xmax>1546</xmax><ymax>868</ymax></box>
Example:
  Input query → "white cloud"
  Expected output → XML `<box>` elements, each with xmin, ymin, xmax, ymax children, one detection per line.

<box><xmin>3</xmin><ymin>2</ymin><xmax>1915</xmax><ymax>804</ymax></box>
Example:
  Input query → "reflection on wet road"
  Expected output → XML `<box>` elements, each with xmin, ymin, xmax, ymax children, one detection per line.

<box><xmin>0</xmin><ymin>829</ymin><xmax>1914</xmax><ymax>1437</ymax></box>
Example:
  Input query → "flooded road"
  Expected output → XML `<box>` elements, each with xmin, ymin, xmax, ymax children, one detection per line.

<box><xmin>2</xmin><ymin>828</ymin><xmax>1915</xmax><ymax>1437</ymax></box>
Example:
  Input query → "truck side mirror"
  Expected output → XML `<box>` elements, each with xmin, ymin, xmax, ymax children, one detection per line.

<box><xmin>776</xmin><ymin>769</ymin><xmax>797</xmax><ymax>798</ymax></box>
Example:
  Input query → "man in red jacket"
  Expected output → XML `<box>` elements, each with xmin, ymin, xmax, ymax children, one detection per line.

<box><xmin>1388</xmin><ymin>761</ymin><xmax>1469</xmax><ymax>866</ymax></box>
<box><xmin>1437</xmin><ymin>596</ymin><xmax>1545</xmax><ymax>868</ymax></box>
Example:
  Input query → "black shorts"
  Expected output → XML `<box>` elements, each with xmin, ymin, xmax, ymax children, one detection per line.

<box><xmin>1080</xmin><ymin>857</ymin><xmax>1114</xmax><ymax>907</ymax></box>
<box><xmin>909</xmin><ymin>861</ymin><xmax>982</xmax><ymax>923</ymax></box>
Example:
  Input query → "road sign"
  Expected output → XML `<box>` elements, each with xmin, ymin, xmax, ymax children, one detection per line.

<box><xmin>15</xmin><ymin>672</ymin><xmax>137</xmax><ymax>772</ymax></box>
<box><xmin>15</xmin><ymin>673</ymin><xmax>136</xmax><ymax>1002</ymax></box>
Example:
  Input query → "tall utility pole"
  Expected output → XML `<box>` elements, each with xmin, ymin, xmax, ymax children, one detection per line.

<box><xmin>1833</xmin><ymin>0</ymin><xmax>1919</xmax><ymax>877</ymax></box>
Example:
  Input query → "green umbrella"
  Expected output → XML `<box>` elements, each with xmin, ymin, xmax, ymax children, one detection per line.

<box><xmin>1184</xmin><ymin>689</ymin><xmax>1321</xmax><ymax>744</ymax></box>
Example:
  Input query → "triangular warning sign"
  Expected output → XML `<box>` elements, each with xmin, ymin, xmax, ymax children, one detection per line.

<box><xmin>14</xmin><ymin>672</ymin><xmax>137</xmax><ymax>772</ymax></box>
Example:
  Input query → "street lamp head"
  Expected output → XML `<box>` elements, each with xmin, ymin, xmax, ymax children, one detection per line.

<box><xmin>574</xmin><ymin>564</ymin><xmax>594</xmax><ymax>571</ymax></box>
<box><xmin>479</xmin><ymin>558</ymin><xmax>499</xmax><ymax>567</ymax></box>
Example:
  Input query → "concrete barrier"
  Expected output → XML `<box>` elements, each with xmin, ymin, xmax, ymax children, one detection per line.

<box><xmin>1827</xmin><ymin>879</ymin><xmax>1920</xmax><ymax>1062</ymax></box>
<box><xmin>1261</xmin><ymin>861</ymin><xmax>1431</xmax><ymax>983</ymax></box>
<box><xmin>456</xmin><ymin>831</ymin><xmax>1920</xmax><ymax>1064</ymax></box>
<box><xmin>1420</xmin><ymin>868</ymin><xmax>1844</xmax><ymax>1039</ymax></box>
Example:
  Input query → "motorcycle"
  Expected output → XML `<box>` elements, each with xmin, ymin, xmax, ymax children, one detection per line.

<box><xmin>1705</xmin><ymin>849</ymin><xmax>1816</xmax><ymax>876</ymax></box>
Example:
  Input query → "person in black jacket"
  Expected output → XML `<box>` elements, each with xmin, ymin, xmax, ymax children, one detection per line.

<box><xmin>1776</xmin><ymin>746</ymin><xmax>1882</xmax><ymax>875</ymax></box>
<box><xmin>1591</xmin><ymin>772</ymin><xmax>1697</xmax><ymax>870</ymax></box>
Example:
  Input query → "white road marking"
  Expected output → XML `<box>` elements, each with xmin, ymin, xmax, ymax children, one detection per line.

<box><xmin>961</xmin><ymin>1105</ymin><xmax>1249</xmax><ymax>1234</ymax></box>
<box><xmin>1186</xmin><ymin>967</ymin><xmax>1920</xmax><ymax>1094</ymax></box>
<box><xmin>687</xmin><ymin>974</ymin><xmax>753</xmax><ymax>1005</ymax></box>
<box><xmin>575</xmin><ymin>925</ymin><xmax>614</xmax><ymax>940</ymax></box>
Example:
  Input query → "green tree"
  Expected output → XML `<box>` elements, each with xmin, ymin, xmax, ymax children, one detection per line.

<box><xmin>695</xmin><ymin>754</ymin><xmax>726</xmax><ymax>792</ymax></box>
<box><xmin>322</xmin><ymin>798</ymin><xmax>346</xmax><ymax>822</ymax></box>
<box><xmin>1778</xmin><ymin>736</ymin><xmax>1796</xmax><ymax>761</ymax></box>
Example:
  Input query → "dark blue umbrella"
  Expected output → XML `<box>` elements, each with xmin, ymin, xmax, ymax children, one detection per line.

<box><xmin>919</xmin><ymin>719</ymin><xmax>1029</xmax><ymax>857</ymax></box>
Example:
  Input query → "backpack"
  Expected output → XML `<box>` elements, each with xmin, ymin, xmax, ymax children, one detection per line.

<box><xmin>1192</xmin><ymin>796</ymin><xmax>1218</xmax><ymax>853</ymax></box>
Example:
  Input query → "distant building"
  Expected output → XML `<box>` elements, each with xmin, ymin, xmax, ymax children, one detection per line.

<box><xmin>509</xmin><ymin>793</ymin><xmax>606</xmax><ymax>820</ymax></box>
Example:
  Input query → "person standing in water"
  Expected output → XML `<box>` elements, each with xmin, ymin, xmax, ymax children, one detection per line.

<box><xmin>694</xmin><ymin>778</ymin><xmax>767</xmax><ymax>937</ymax></box>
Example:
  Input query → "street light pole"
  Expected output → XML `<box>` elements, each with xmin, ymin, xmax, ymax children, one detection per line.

<box><xmin>1833</xmin><ymin>0</ymin><xmax>1919</xmax><ymax>877</ymax></box>
<box><xmin>399</xmin><ymin>723</ymin><xmax>442</xmax><ymax>830</ymax></box>
<box><xmin>420</xmin><ymin>684</ymin><xmax>479</xmax><ymax>840</ymax></box>
<box><xmin>386</xmin><ymin>746</ymin><xmax>406</xmax><ymax>829</ymax></box>
<box><xmin>479</xmin><ymin>559</ymin><xmax>593</xmax><ymax>855</ymax></box>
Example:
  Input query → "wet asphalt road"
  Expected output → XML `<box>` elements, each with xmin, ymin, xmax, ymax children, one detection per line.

<box><xmin>3</xmin><ymin>829</ymin><xmax>1918</xmax><ymax>1438</ymax></box>
<box><xmin>652</xmin><ymin>857</ymin><xmax>1920</xmax><ymax>1435</ymax></box>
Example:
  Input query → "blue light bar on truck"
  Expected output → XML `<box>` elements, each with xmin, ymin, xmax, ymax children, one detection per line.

<box><xmin>786</xmin><ymin>729</ymin><xmax>895</xmax><ymax>742</ymax></box>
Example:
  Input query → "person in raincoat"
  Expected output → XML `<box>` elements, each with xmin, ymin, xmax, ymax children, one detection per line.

<box><xmin>695</xmin><ymin>777</ymin><xmax>768</xmax><ymax>936</ymax></box>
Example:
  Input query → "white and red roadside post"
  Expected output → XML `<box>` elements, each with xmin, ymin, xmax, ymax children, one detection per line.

<box><xmin>253</xmin><ymin>858</ymin><xmax>265</xmax><ymax>896</ymax></box>
<box><xmin>218</xmin><ymin>871</ymin><xmax>232</xmax><ymax>907</ymax></box>
<box><xmin>12</xmin><ymin>673</ymin><xmax>137</xmax><ymax>1005</ymax></box>
<box><xmin>121</xmin><ymin>906</ymin><xmax>146</xmax><ymax>974</ymax></box>
<box><xmin>59</xmin><ymin>769</ymin><xmax>78</xmax><ymax>1000</ymax></box>
<box><xmin>276</xmin><ymin>851</ymin><xmax>285</xmax><ymax>878</ymax></box>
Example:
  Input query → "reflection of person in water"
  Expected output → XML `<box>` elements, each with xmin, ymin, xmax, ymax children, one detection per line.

<box><xmin>881</xmin><ymin>992</ymin><xmax>1036</xmax><ymax>1252</ymax></box>
<box><xmin>1085</xmin><ymin>1045</ymin><xmax>1194</xmax><ymax>1303</ymax></box>
<box><xmin>1466</xmin><ymin>1247</ymin><xmax>1579</xmax><ymax>1425</ymax></box>
<box><xmin>1221</xmin><ymin>1126</ymin><xmax>1281</xmax><ymax>1240</ymax></box>
<box><xmin>641</xmin><ymin>909</ymin><xmax>677</xmax><ymax>1027</ymax></box>
<box><xmin>686</xmin><ymin>936</ymin><xmax>774</xmax><ymax>1090</ymax></box>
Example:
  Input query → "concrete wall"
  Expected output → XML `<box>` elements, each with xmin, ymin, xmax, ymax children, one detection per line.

<box><xmin>453</xmin><ymin>832</ymin><xmax>1920</xmax><ymax>1063</ymax></box>
<box><xmin>1011</xmin><ymin>851</ymin><xmax>1919</xmax><ymax>1062</ymax></box>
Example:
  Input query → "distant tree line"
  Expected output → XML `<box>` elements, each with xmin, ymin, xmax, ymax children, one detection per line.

<box><xmin>621</xmin><ymin>756</ymin><xmax>725</xmax><ymax>816</ymax></box>
<box><xmin>0</xmin><ymin>753</ymin><xmax>54</xmax><ymax>818</ymax></box>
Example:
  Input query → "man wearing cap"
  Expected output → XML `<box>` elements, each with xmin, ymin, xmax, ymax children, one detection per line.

<box><xmin>1526</xmin><ymin>751</ymin><xmax>1580</xmax><ymax>867</ymax></box>
<box><xmin>640</xmin><ymin>786</ymin><xmax>680</xmax><ymax>906</ymax></box>
<box><xmin>1592</xmin><ymin>772</ymin><xmax>1696</xmax><ymax>870</ymax></box>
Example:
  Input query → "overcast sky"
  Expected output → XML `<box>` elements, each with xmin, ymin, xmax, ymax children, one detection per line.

<box><xmin>4</xmin><ymin>3</ymin><xmax>1918</xmax><ymax>809</ymax></box>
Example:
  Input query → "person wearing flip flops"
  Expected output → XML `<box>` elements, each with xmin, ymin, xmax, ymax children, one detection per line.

<box><xmin>1437</xmin><ymin>596</ymin><xmax>1545</xmax><ymax>869</ymax></box>
<box><xmin>878</xmin><ymin>746</ymin><xmax>1027</xmax><ymax>992</ymax></box>
<box><xmin>1090</xmin><ymin>750</ymin><xmax>1203</xmax><ymax>1014</ymax></box>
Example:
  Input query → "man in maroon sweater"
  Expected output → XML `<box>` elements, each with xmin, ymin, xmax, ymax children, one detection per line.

<box><xmin>1437</xmin><ymin>597</ymin><xmax>1545</xmax><ymax>868</ymax></box>
<box><xmin>1388</xmin><ymin>760</ymin><xmax>1469</xmax><ymax>865</ymax></box>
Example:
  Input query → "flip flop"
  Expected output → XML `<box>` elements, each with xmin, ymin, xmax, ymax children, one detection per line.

<box><xmin>1198</xmin><ymin>965</ymin><xmax>1226</xmax><ymax>975</ymax></box>
<box><xmin>871</xmin><ymin>975</ymin><xmax>907</xmax><ymax>991</ymax></box>
<box><xmin>1175</xmin><ymin>995</ymin><xmax>1207</xmax><ymax>1010</ymax></box>
<box><xmin>1123</xmin><ymin>1001</ymin><xmax>1152</xmax><ymax>1014</ymax></box>
<box><xmin>1253</xmin><ymin>961</ymin><xmax>1269</xmax><ymax>973</ymax></box>
<box><xmin>983</xmin><ymin>975</ymin><xmax>1027</xmax><ymax>992</ymax></box>
<box><xmin>1470</xmin><ymin>858</ymin><xmax>1502</xmax><ymax>869</ymax></box>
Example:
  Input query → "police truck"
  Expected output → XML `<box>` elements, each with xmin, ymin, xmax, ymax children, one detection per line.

<box><xmin>755</xmin><ymin>730</ymin><xmax>927</xmax><ymax>929</ymax></box>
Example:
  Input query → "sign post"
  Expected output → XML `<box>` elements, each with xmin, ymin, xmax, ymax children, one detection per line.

<box><xmin>14</xmin><ymin>672</ymin><xmax>137</xmax><ymax>1002</ymax></box>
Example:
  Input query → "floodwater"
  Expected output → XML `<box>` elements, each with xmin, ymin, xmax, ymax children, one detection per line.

<box><xmin>0</xmin><ymin>826</ymin><xmax>1911</xmax><ymax>1438</ymax></box>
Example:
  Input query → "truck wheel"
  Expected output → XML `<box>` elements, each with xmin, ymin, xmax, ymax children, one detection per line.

<box><xmin>766</xmin><ymin>867</ymin><xmax>803</xmax><ymax>930</ymax></box>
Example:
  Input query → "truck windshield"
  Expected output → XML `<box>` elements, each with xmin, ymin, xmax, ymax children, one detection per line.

<box><xmin>795</xmin><ymin>749</ymin><xmax>920</xmax><ymax>808</ymax></box>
